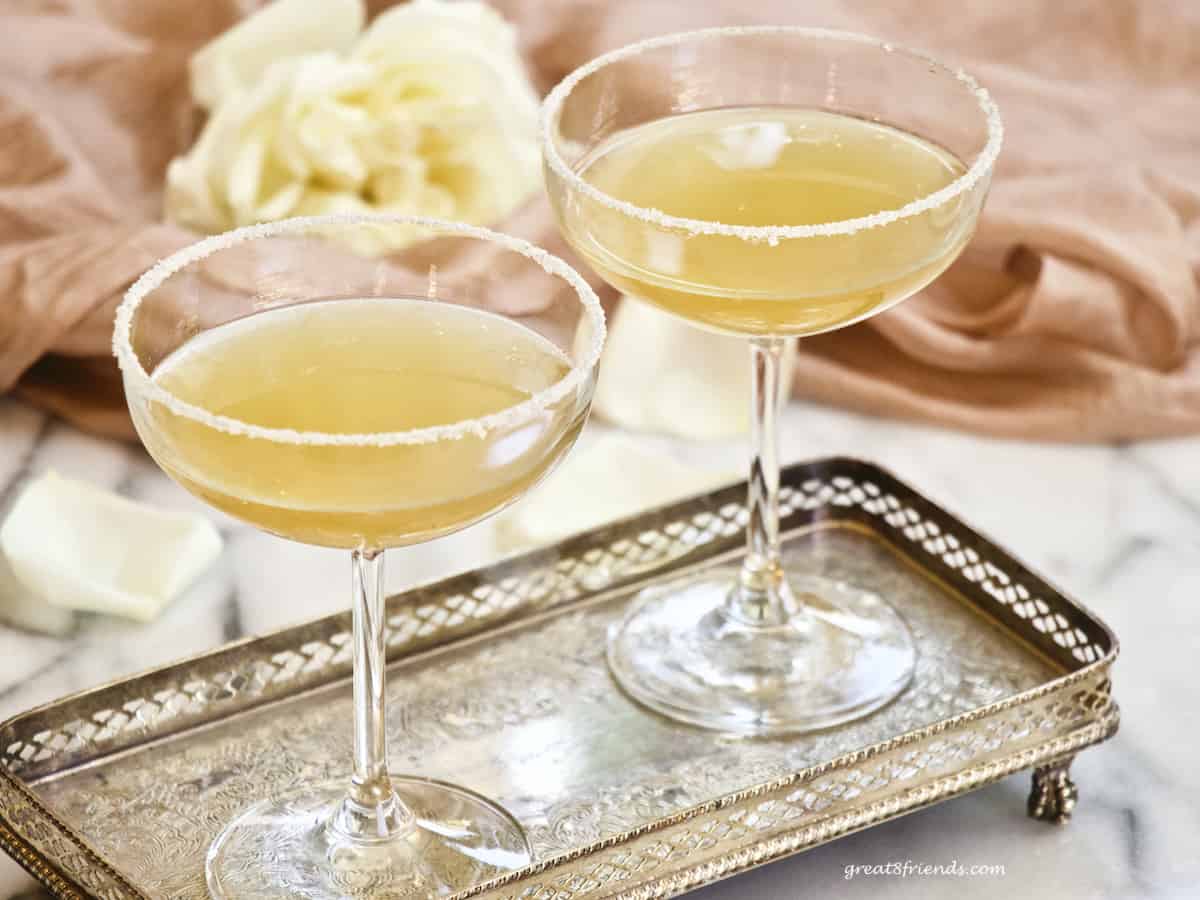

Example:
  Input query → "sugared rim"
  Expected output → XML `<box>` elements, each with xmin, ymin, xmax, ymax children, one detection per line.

<box><xmin>541</xmin><ymin>25</ymin><xmax>1003</xmax><ymax>244</ymax></box>
<box><xmin>113</xmin><ymin>214</ymin><xmax>605</xmax><ymax>447</ymax></box>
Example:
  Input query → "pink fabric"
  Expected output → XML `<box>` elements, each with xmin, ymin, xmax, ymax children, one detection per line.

<box><xmin>2</xmin><ymin>0</ymin><xmax>1199</xmax><ymax>441</ymax></box>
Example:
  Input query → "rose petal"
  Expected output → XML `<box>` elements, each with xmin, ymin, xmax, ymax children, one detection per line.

<box><xmin>255</xmin><ymin>180</ymin><xmax>304</xmax><ymax>222</ymax></box>
<box><xmin>0</xmin><ymin>472</ymin><xmax>222</xmax><ymax>624</ymax></box>
<box><xmin>292</xmin><ymin>190</ymin><xmax>406</xmax><ymax>255</ymax></box>
<box><xmin>190</xmin><ymin>0</ymin><xmax>366</xmax><ymax>110</ymax></box>
<box><xmin>164</xmin><ymin>151</ymin><xmax>225</xmax><ymax>233</ymax></box>
<box><xmin>0</xmin><ymin>550</ymin><xmax>74</xmax><ymax>636</ymax></box>
<box><xmin>226</xmin><ymin>134</ymin><xmax>268</xmax><ymax>226</ymax></box>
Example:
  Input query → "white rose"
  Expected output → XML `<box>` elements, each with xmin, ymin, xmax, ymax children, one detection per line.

<box><xmin>165</xmin><ymin>0</ymin><xmax>541</xmax><ymax>254</ymax></box>
<box><xmin>188</xmin><ymin>0</ymin><xmax>366</xmax><ymax>112</ymax></box>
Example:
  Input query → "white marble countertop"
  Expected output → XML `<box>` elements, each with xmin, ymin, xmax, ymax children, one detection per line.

<box><xmin>1</xmin><ymin>394</ymin><xmax>1196</xmax><ymax>899</ymax></box>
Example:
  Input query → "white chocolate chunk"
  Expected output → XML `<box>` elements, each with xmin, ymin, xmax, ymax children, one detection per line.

<box><xmin>494</xmin><ymin>434</ymin><xmax>735</xmax><ymax>552</ymax></box>
<box><xmin>0</xmin><ymin>472</ymin><xmax>223</xmax><ymax>623</ymax></box>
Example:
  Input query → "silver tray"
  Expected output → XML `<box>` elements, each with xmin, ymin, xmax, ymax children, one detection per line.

<box><xmin>0</xmin><ymin>457</ymin><xmax>1119</xmax><ymax>899</ymax></box>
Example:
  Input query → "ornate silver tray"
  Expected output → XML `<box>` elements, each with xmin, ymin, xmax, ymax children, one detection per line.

<box><xmin>0</xmin><ymin>458</ymin><xmax>1119</xmax><ymax>899</ymax></box>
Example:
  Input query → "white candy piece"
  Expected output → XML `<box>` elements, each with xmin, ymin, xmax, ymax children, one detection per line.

<box><xmin>494</xmin><ymin>434</ymin><xmax>736</xmax><ymax>552</ymax></box>
<box><xmin>0</xmin><ymin>472</ymin><xmax>223</xmax><ymax>624</ymax></box>
<box><xmin>593</xmin><ymin>297</ymin><xmax>796</xmax><ymax>440</ymax></box>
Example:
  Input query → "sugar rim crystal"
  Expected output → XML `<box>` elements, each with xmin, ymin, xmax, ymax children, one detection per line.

<box><xmin>540</xmin><ymin>26</ymin><xmax>1003</xmax><ymax>245</ymax></box>
<box><xmin>113</xmin><ymin>215</ymin><xmax>606</xmax><ymax>447</ymax></box>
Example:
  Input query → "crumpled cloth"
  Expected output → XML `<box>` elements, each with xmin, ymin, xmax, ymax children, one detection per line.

<box><xmin>2</xmin><ymin>0</ymin><xmax>1198</xmax><ymax>441</ymax></box>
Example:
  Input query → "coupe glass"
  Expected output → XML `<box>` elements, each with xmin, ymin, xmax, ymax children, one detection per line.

<box><xmin>543</xmin><ymin>27</ymin><xmax>1001</xmax><ymax>735</ymax></box>
<box><xmin>114</xmin><ymin>215</ymin><xmax>604</xmax><ymax>898</ymax></box>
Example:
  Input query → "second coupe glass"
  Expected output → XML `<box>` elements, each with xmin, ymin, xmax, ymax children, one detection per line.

<box><xmin>543</xmin><ymin>27</ymin><xmax>1002</xmax><ymax>735</ymax></box>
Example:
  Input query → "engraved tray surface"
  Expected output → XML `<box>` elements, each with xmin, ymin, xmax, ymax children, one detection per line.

<box><xmin>0</xmin><ymin>458</ymin><xmax>1119</xmax><ymax>899</ymax></box>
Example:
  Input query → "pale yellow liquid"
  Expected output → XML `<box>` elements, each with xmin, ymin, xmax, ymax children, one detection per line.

<box><xmin>558</xmin><ymin>107</ymin><xmax>974</xmax><ymax>336</ymax></box>
<box><xmin>132</xmin><ymin>298</ymin><xmax>585</xmax><ymax>550</ymax></box>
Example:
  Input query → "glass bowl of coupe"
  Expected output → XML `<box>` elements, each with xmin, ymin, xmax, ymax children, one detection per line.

<box><xmin>544</xmin><ymin>27</ymin><xmax>1001</xmax><ymax>736</ymax></box>
<box><xmin>114</xmin><ymin>215</ymin><xmax>604</xmax><ymax>899</ymax></box>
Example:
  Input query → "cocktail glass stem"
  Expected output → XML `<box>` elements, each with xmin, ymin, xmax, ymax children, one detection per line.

<box><xmin>329</xmin><ymin>549</ymin><xmax>414</xmax><ymax>842</ymax></box>
<box><xmin>727</xmin><ymin>337</ymin><xmax>801</xmax><ymax>628</ymax></box>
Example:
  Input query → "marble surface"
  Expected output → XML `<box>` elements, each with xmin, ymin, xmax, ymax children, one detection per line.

<box><xmin>0</xmin><ymin>394</ymin><xmax>1197</xmax><ymax>899</ymax></box>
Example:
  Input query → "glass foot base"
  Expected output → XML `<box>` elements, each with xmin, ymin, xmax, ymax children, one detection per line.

<box><xmin>607</xmin><ymin>569</ymin><xmax>917</xmax><ymax>736</ymax></box>
<box><xmin>206</xmin><ymin>777</ymin><xmax>531</xmax><ymax>899</ymax></box>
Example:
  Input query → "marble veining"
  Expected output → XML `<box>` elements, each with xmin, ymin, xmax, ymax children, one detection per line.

<box><xmin>0</xmin><ymin>395</ymin><xmax>1197</xmax><ymax>899</ymax></box>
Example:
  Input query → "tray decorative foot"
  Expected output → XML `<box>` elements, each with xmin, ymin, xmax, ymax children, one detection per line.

<box><xmin>1028</xmin><ymin>756</ymin><xmax>1078</xmax><ymax>824</ymax></box>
